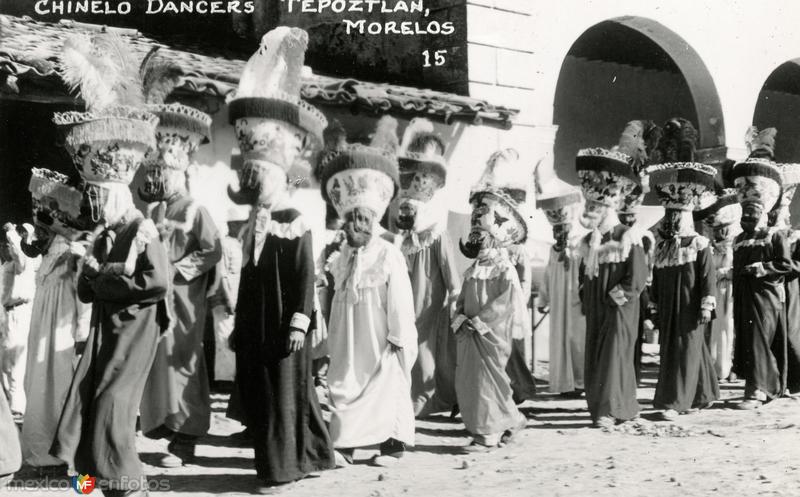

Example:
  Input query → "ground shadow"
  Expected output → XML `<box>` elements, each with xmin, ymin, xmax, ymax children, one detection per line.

<box><xmin>415</xmin><ymin>426</ymin><xmax>469</xmax><ymax>438</ymax></box>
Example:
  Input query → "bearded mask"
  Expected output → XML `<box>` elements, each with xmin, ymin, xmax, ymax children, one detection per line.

<box><xmin>552</xmin><ymin>223</ymin><xmax>572</xmax><ymax>251</ymax></box>
<box><xmin>394</xmin><ymin>170</ymin><xmax>442</xmax><ymax>231</ymax></box>
<box><xmin>343</xmin><ymin>207</ymin><xmax>376</xmax><ymax>248</ymax></box>
<box><xmin>579</xmin><ymin>199</ymin><xmax>610</xmax><ymax>230</ymax></box>
<box><xmin>740</xmin><ymin>202</ymin><xmax>764</xmax><ymax>234</ymax></box>
<box><xmin>459</xmin><ymin>192</ymin><xmax>525</xmax><ymax>258</ymax></box>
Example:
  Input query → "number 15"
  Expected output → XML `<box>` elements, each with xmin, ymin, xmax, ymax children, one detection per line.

<box><xmin>422</xmin><ymin>49</ymin><xmax>447</xmax><ymax>67</ymax></box>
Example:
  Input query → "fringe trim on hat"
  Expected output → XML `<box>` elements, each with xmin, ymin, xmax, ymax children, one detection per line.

<box><xmin>646</xmin><ymin>162</ymin><xmax>718</xmax><ymax>179</ymax></box>
<box><xmin>780</xmin><ymin>163</ymin><xmax>800</xmax><ymax>187</ymax></box>
<box><xmin>575</xmin><ymin>153</ymin><xmax>638</xmax><ymax>183</ymax></box>
<box><xmin>150</xmin><ymin>103</ymin><xmax>211</xmax><ymax>143</ymax></box>
<box><xmin>55</xmin><ymin>111</ymin><xmax>157</xmax><ymax>150</ymax></box>
<box><xmin>228</xmin><ymin>96</ymin><xmax>326</xmax><ymax>146</ymax></box>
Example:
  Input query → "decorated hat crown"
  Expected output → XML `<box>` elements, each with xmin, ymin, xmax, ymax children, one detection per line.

<box><xmin>469</xmin><ymin>149</ymin><xmax>529</xmax><ymax>244</ymax></box>
<box><xmin>320</xmin><ymin>116</ymin><xmax>400</xmax><ymax>219</ymax></box>
<box><xmin>397</xmin><ymin>118</ymin><xmax>447</xmax><ymax>202</ymax></box>
<box><xmin>229</xmin><ymin>27</ymin><xmax>326</xmax><ymax>148</ymax></box>
<box><xmin>28</xmin><ymin>168</ymin><xmax>84</xmax><ymax>235</ymax></box>
<box><xmin>54</xmin><ymin>33</ymin><xmax>157</xmax><ymax>185</ymax></box>
<box><xmin>647</xmin><ymin>118</ymin><xmax>717</xmax><ymax>211</ymax></box>
<box><xmin>733</xmin><ymin>126</ymin><xmax>782</xmax><ymax>211</ymax></box>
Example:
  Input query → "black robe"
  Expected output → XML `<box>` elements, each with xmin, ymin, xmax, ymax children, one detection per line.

<box><xmin>732</xmin><ymin>227</ymin><xmax>792</xmax><ymax>399</ymax></box>
<box><xmin>580</xmin><ymin>225</ymin><xmax>648</xmax><ymax>422</ymax></box>
<box><xmin>651</xmin><ymin>236</ymin><xmax>719</xmax><ymax>411</ymax></box>
<box><xmin>780</xmin><ymin>230</ymin><xmax>800</xmax><ymax>393</ymax></box>
<box><xmin>231</xmin><ymin>208</ymin><xmax>334</xmax><ymax>483</ymax></box>
<box><xmin>52</xmin><ymin>215</ymin><xmax>169</xmax><ymax>492</ymax></box>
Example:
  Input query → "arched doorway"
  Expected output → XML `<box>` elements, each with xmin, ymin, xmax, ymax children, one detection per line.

<box><xmin>753</xmin><ymin>60</ymin><xmax>800</xmax><ymax>220</ymax></box>
<box><xmin>552</xmin><ymin>16</ymin><xmax>725</xmax><ymax>186</ymax></box>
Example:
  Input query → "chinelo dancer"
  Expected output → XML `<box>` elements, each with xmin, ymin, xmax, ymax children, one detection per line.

<box><xmin>731</xmin><ymin>127</ymin><xmax>792</xmax><ymax>409</ymax></box>
<box><xmin>646</xmin><ymin>118</ymin><xmax>720</xmax><ymax>421</ymax></box>
<box><xmin>575</xmin><ymin>121</ymin><xmax>649</xmax><ymax>428</ymax></box>
<box><xmin>50</xmin><ymin>33</ymin><xmax>170</xmax><ymax>497</ymax></box>
<box><xmin>225</xmin><ymin>26</ymin><xmax>335</xmax><ymax>492</ymax></box>
<box><xmin>697</xmin><ymin>189</ymin><xmax>741</xmax><ymax>381</ymax></box>
<box><xmin>21</xmin><ymin>169</ymin><xmax>91</xmax><ymax>471</ymax></box>
<box><xmin>391</xmin><ymin>118</ymin><xmax>461</xmax><ymax>417</ymax></box>
<box><xmin>533</xmin><ymin>164</ymin><xmax>585</xmax><ymax>396</ymax></box>
<box><xmin>320</xmin><ymin>115</ymin><xmax>418</xmax><ymax>467</ymax></box>
<box><xmin>452</xmin><ymin>150</ymin><xmax>530</xmax><ymax>451</ymax></box>
<box><xmin>768</xmin><ymin>160</ymin><xmax>800</xmax><ymax>396</ymax></box>
<box><xmin>137</xmin><ymin>50</ymin><xmax>222</xmax><ymax>468</ymax></box>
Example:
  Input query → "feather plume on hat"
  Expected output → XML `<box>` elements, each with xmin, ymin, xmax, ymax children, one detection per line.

<box><xmin>370</xmin><ymin>116</ymin><xmax>400</xmax><ymax>154</ymax></box>
<box><xmin>60</xmin><ymin>33</ymin><xmax>144</xmax><ymax>113</ymax></box>
<box><xmin>140</xmin><ymin>47</ymin><xmax>183</xmax><ymax>105</ymax></box>
<box><xmin>235</xmin><ymin>27</ymin><xmax>308</xmax><ymax>100</ymax></box>
<box><xmin>745</xmin><ymin>126</ymin><xmax>777</xmax><ymax>159</ymax></box>
<box><xmin>399</xmin><ymin>118</ymin><xmax>435</xmax><ymax>156</ymax></box>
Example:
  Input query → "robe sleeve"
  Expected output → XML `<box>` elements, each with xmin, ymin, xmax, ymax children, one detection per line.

<box><xmin>469</xmin><ymin>267</ymin><xmax>527</xmax><ymax>341</ymax></box>
<box><xmin>288</xmin><ymin>230</ymin><xmax>315</xmax><ymax>334</ymax></box>
<box><xmin>698</xmin><ymin>245</ymin><xmax>717</xmax><ymax>313</ymax></box>
<box><xmin>607</xmin><ymin>243</ymin><xmax>647</xmax><ymax>308</ymax></box>
<box><xmin>438</xmin><ymin>232</ymin><xmax>462</xmax><ymax>297</ymax></box>
<box><xmin>756</xmin><ymin>231</ymin><xmax>793</xmax><ymax>277</ymax></box>
<box><xmin>87</xmin><ymin>235</ymin><xmax>170</xmax><ymax>305</ymax></box>
<box><xmin>172</xmin><ymin>206</ymin><xmax>223</xmax><ymax>283</ymax></box>
<box><xmin>385</xmin><ymin>249</ymin><xmax>417</xmax><ymax>349</ymax></box>
<box><xmin>451</xmin><ymin>283</ymin><xmax>468</xmax><ymax>332</ymax></box>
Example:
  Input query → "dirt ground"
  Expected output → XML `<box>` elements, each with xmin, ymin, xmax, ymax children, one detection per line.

<box><xmin>9</xmin><ymin>346</ymin><xmax>800</xmax><ymax>497</ymax></box>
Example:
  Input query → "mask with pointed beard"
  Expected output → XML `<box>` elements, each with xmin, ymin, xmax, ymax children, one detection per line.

<box><xmin>343</xmin><ymin>207</ymin><xmax>376</xmax><ymax>248</ymax></box>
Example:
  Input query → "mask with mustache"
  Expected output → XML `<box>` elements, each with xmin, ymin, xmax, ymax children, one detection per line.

<box><xmin>228</xmin><ymin>160</ymin><xmax>288</xmax><ymax>208</ymax></box>
<box><xmin>740</xmin><ymin>202</ymin><xmax>764</xmax><ymax>234</ymax></box>
<box><xmin>580</xmin><ymin>200</ymin><xmax>608</xmax><ymax>230</ymax></box>
<box><xmin>343</xmin><ymin>207</ymin><xmax>376</xmax><ymax>248</ymax></box>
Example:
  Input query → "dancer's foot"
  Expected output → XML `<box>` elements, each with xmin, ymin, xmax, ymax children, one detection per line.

<box><xmin>371</xmin><ymin>455</ymin><xmax>401</xmax><ymax>467</ymax></box>
<box><xmin>737</xmin><ymin>399</ymin><xmax>763</xmax><ymax>410</ymax></box>
<box><xmin>255</xmin><ymin>479</ymin><xmax>296</xmax><ymax>495</ymax></box>
<box><xmin>593</xmin><ymin>416</ymin><xmax>615</xmax><ymax>429</ymax></box>
<box><xmin>660</xmin><ymin>409</ymin><xmax>679</xmax><ymax>421</ymax></box>
<box><xmin>461</xmin><ymin>441</ymin><xmax>496</xmax><ymax>453</ymax></box>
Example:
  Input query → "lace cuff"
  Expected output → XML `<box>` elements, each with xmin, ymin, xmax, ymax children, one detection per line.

<box><xmin>608</xmin><ymin>285</ymin><xmax>629</xmax><ymax>307</ymax></box>
<box><xmin>290</xmin><ymin>312</ymin><xmax>311</xmax><ymax>333</ymax></box>
<box><xmin>470</xmin><ymin>317</ymin><xmax>492</xmax><ymax>336</ymax></box>
<box><xmin>700</xmin><ymin>295</ymin><xmax>716</xmax><ymax>312</ymax></box>
<box><xmin>452</xmin><ymin>314</ymin><xmax>468</xmax><ymax>332</ymax></box>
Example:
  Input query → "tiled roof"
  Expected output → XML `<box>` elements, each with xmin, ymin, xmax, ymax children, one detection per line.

<box><xmin>0</xmin><ymin>15</ymin><xmax>518</xmax><ymax>129</ymax></box>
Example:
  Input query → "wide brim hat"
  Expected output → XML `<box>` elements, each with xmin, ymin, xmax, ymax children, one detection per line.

<box><xmin>228</xmin><ymin>96</ymin><xmax>326</xmax><ymax>150</ymax></box>
<box><xmin>575</xmin><ymin>148</ymin><xmax>640</xmax><ymax>206</ymax></box>
<box><xmin>28</xmin><ymin>168</ymin><xmax>84</xmax><ymax>236</ymax></box>
<box><xmin>731</xmin><ymin>157</ymin><xmax>782</xmax><ymax>212</ymax></box>
<box><xmin>535</xmin><ymin>176</ymin><xmax>582</xmax><ymax>226</ymax></box>
<box><xmin>646</xmin><ymin>162</ymin><xmax>718</xmax><ymax>211</ymax></box>
<box><xmin>54</xmin><ymin>106</ymin><xmax>158</xmax><ymax>185</ymax></box>
<box><xmin>150</xmin><ymin>102</ymin><xmax>211</xmax><ymax>145</ymax></box>
<box><xmin>397</xmin><ymin>118</ymin><xmax>447</xmax><ymax>199</ymax></box>
<box><xmin>695</xmin><ymin>188</ymin><xmax>740</xmax><ymax>227</ymax></box>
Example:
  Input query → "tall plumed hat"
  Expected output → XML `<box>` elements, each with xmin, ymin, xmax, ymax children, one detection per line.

<box><xmin>469</xmin><ymin>149</ymin><xmax>528</xmax><ymax>245</ymax></box>
<box><xmin>576</xmin><ymin>120</ymin><xmax>658</xmax><ymax>208</ymax></box>
<box><xmin>140</xmin><ymin>49</ymin><xmax>212</xmax><ymax>172</ymax></box>
<box><xmin>320</xmin><ymin>115</ymin><xmax>400</xmax><ymax>219</ymax></box>
<box><xmin>696</xmin><ymin>188</ymin><xmax>741</xmax><ymax>228</ymax></box>
<box><xmin>54</xmin><ymin>33</ymin><xmax>157</xmax><ymax>186</ymax></box>
<box><xmin>28</xmin><ymin>168</ymin><xmax>84</xmax><ymax>237</ymax></box>
<box><xmin>397</xmin><ymin>118</ymin><xmax>447</xmax><ymax>202</ymax></box>
<box><xmin>646</xmin><ymin>119</ymin><xmax>717</xmax><ymax>211</ymax></box>
<box><xmin>228</xmin><ymin>26</ymin><xmax>327</xmax><ymax>172</ymax></box>
<box><xmin>732</xmin><ymin>126</ymin><xmax>782</xmax><ymax>212</ymax></box>
<box><xmin>534</xmin><ymin>162</ymin><xmax>582</xmax><ymax>226</ymax></box>
<box><xmin>778</xmin><ymin>162</ymin><xmax>800</xmax><ymax>208</ymax></box>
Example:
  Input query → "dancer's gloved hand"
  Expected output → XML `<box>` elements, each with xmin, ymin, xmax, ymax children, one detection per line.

<box><xmin>699</xmin><ymin>309</ymin><xmax>712</xmax><ymax>325</ymax></box>
<box><xmin>81</xmin><ymin>255</ymin><xmax>100</xmax><ymax>279</ymax></box>
<box><xmin>287</xmin><ymin>328</ymin><xmax>305</xmax><ymax>353</ymax></box>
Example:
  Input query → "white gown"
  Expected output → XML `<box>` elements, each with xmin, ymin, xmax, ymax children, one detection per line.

<box><xmin>22</xmin><ymin>235</ymin><xmax>90</xmax><ymax>466</ymax></box>
<box><xmin>327</xmin><ymin>236</ymin><xmax>418</xmax><ymax>448</ymax></box>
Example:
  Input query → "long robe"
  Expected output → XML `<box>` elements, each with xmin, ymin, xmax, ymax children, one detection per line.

<box><xmin>652</xmin><ymin>235</ymin><xmax>719</xmax><ymax>411</ymax></box>
<box><xmin>634</xmin><ymin>230</ymin><xmax>655</xmax><ymax>382</ymax></box>
<box><xmin>540</xmin><ymin>243</ymin><xmax>585</xmax><ymax>393</ymax></box>
<box><xmin>579</xmin><ymin>224</ymin><xmax>648</xmax><ymax>422</ymax></box>
<box><xmin>732</xmin><ymin>227</ymin><xmax>791</xmax><ymax>399</ymax></box>
<box><xmin>22</xmin><ymin>235</ymin><xmax>90</xmax><ymax>467</ymax></box>
<box><xmin>781</xmin><ymin>230</ymin><xmax>800</xmax><ymax>393</ymax></box>
<box><xmin>709</xmin><ymin>239</ymin><xmax>735</xmax><ymax>379</ymax></box>
<box><xmin>140</xmin><ymin>196</ymin><xmax>221</xmax><ymax>438</ymax></box>
<box><xmin>506</xmin><ymin>244</ymin><xmax>538</xmax><ymax>402</ymax></box>
<box><xmin>453</xmin><ymin>250</ymin><xmax>527</xmax><ymax>443</ymax></box>
<box><xmin>0</xmin><ymin>383</ymin><xmax>20</xmax><ymax>476</ymax></box>
<box><xmin>327</xmin><ymin>236</ymin><xmax>418</xmax><ymax>448</ymax></box>
<box><xmin>212</xmin><ymin>235</ymin><xmax>241</xmax><ymax>383</ymax></box>
<box><xmin>231</xmin><ymin>208</ymin><xmax>334</xmax><ymax>483</ymax></box>
<box><xmin>395</xmin><ymin>226</ymin><xmax>461</xmax><ymax>416</ymax></box>
<box><xmin>52</xmin><ymin>214</ymin><xmax>169</xmax><ymax>492</ymax></box>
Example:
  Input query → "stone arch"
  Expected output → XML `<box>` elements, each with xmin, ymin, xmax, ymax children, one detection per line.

<box><xmin>753</xmin><ymin>59</ymin><xmax>800</xmax><ymax>163</ymax></box>
<box><xmin>552</xmin><ymin>16</ymin><xmax>725</xmax><ymax>184</ymax></box>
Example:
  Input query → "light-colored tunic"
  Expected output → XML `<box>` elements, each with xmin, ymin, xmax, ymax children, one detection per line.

<box><xmin>22</xmin><ymin>235</ymin><xmax>90</xmax><ymax>467</ymax></box>
<box><xmin>710</xmin><ymin>241</ymin><xmax>734</xmax><ymax>379</ymax></box>
<box><xmin>539</xmin><ymin>243</ymin><xmax>585</xmax><ymax>393</ymax></box>
<box><xmin>327</xmin><ymin>237</ymin><xmax>418</xmax><ymax>448</ymax></box>
<box><xmin>453</xmin><ymin>250</ymin><xmax>527</xmax><ymax>443</ymax></box>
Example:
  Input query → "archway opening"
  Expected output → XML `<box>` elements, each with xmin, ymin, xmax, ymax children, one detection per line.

<box><xmin>753</xmin><ymin>60</ymin><xmax>800</xmax><ymax>221</ymax></box>
<box><xmin>553</xmin><ymin>17</ymin><xmax>725</xmax><ymax>187</ymax></box>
